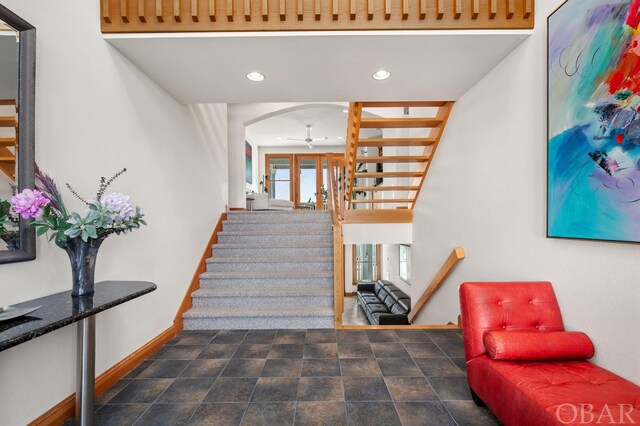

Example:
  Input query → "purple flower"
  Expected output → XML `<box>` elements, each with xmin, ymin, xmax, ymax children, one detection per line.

<box><xmin>11</xmin><ymin>189</ymin><xmax>50</xmax><ymax>219</ymax></box>
<box><xmin>101</xmin><ymin>192</ymin><xmax>134</xmax><ymax>221</ymax></box>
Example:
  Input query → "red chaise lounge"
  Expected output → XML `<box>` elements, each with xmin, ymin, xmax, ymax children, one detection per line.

<box><xmin>459</xmin><ymin>281</ymin><xmax>640</xmax><ymax>426</ymax></box>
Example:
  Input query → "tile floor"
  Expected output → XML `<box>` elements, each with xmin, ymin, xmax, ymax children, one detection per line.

<box><xmin>64</xmin><ymin>329</ymin><xmax>499</xmax><ymax>425</ymax></box>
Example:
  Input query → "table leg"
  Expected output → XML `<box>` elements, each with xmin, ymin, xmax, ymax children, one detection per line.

<box><xmin>76</xmin><ymin>316</ymin><xmax>95</xmax><ymax>426</ymax></box>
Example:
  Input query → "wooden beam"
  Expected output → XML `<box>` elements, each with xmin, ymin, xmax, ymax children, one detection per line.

<box><xmin>102</xmin><ymin>0</ymin><xmax>111</xmax><ymax>23</ymax></box>
<box><xmin>489</xmin><ymin>0</ymin><xmax>497</xmax><ymax>18</ymax></box>
<box><xmin>332</xmin><ymin>0</ymin><xmax>339</xmax><ymax>20</ymax></box>
<box><xmin>156</xmin><ymin>0</ymin><xmax>164</xmax><ymax>21</ymax></box>
<box><xmin>281</xmin><ymin>0</ymin><xmax>287</xmax><ymax>20</ymax></box>
<box><xmin>227</xmin><ymin>0</ymin><xmax>234</xmax><ymax>21</ymax></box>
<box><xmin>343</xmin><ymin>209</ymin><xmax>413</xmax><ymax>224</ymax></box>
<box><xmin>419</xmin><ymin>0</ymin><xmax>427</xmax><ymax>19</ymax></box>
<box><xmin>121</xmin><ymin>0</ymin><xmax>129</xmax><ymax>22</ymax></box>
<box><xmin>524</xmin><ymin>0</ymin><xmax>532</xmax><ymax>18</ymax></box>
<box><xmin>454</xmin><ymin>0</ymin><xmax>461</xmax><ymax>19</ymax></box>
<box><xmin>245</xmin><ymin>0</ymin><xmax>252</xmax><ymax>20</ymax></box>
<box><xmin>384</xmin><ymin>0</ymin><xmax>391</xmax><ymax>20</ymax></box>
<box><xmin>314</xmin><ymin>0</ymin><xmax>320</xmax><ymax>19</ymax></box>
<box><xmin>507</xmin><ymin>0</ymin><xmax>515</xmax><ymax>19</ymax></box>
<box><xmin>472</xmin><ymin>0</ymin><xmax>479</xmax><ymax>19</ymax></box>
<box><xmin>209</xmin><ymin>0</ymin><xmax>216</xmax><ymax>21</ymax></box>
<box><xmin>360</xmin><ymin>117</ymin><xmax>443</xmax><ymax>129</ymax></box>
<box><xmin>174</xmin><ymin>0</ymin><xmax>181</xmax><ymax>21</ymax></box>
<box><xmin>402</xmin><ymin>0</ymin><xmax>409</xmax><ymax>20</ymax></box>
<box><xmin>138</xmin><ymin>0</ymin><xmax>147</xmax><ymax>22</ymax></box>
<box><xmin>355</xmin><ymin>156</ymin><xmax>430</xmax><ymax>163</ymax></box>
<box><xmin>437</xmin><ymin>0</ymin><xmax>444</xmax><ymax>19</ymax></box>
<box><xmin>298</xmin><ymin>0</ymin><xmax>304</xmax><ymax>20</ymax></box>
<box><xmin>358</xmin><ymin>138</ymin><xmax>436</xmax><ymax>147</ymax></box>
<box><xmin>191</xmin><ymin>0</ymin><xmax>199</xmax><ymax>21</ymax></box>
<box><xmin>352</xmin><ymin>199</ymin><xmax>414</xmax><ymax>204</ymax></box>
<box><xmin>408</xmin><ymin>247</ymin><xmax>465</xmax><ymax>324</ymax></box>
<box><xmin>354</xmin><ymin>171</ymin><xmax>423</xmax><ymax>178</ymax></box>
<box><xmin>367</xmin><ymin>0</ymin><xmax>374</xmax><ymax>20</ymax></box>
<box><xmin>353</xmin><ymin>186</ymin><xmax>419</xmax><ymax>192</ymax></box>
<box><xmin>350</xmin><ymin>0</ymin><xmax>356</xmax><ymax>20</ymax></box>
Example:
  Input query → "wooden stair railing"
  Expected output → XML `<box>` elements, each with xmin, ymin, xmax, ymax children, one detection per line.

<box><xmin>342</xmin><ymin>101</ymin><xmax>454</xmax><ymax>222</ymax></box>
<box><xmin>0</xmin><ymin>99</ymin><xmax>17</xmax><ymax>181</ymax></box>
<box><xmin>326</xmin><ymin>154</ymin><xmax>345</xmax><ymax>327</ymax></box>
<box><xmin>408</xmin><ymin>247</ymin><xmax>465</xmax><ymax>324</ymax></box>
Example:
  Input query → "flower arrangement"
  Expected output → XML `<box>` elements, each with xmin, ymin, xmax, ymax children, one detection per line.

<box><xmin>11</xmin><ymin>166</ymin><xmax>146</xmax><ymax>247</ymax></box>
<box><xmin>9</xmin><ymin>166</ymin><xmax>146</xmax><ymax>296</ymax></box>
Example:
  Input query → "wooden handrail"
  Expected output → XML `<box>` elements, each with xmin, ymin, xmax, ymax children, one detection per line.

<box><xmin>408</xmin><ymin>247</ymin><xmax>465</xmax><ymax>324</ymax></box>
<box><xmin>333</xmin><ymin>224</ymin><xmax>344</xmax><ymax>327</ymax></box>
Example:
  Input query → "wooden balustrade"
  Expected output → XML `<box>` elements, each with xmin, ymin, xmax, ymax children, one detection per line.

<box><xmin>100</xmin><ymin>0</ymin><xmax>534</xmax><ymax>32</ymax></box>
<box><xmin>408</xmin><ymin>247</ymin><xmax>465</xmax><ymax>324</ymax></box>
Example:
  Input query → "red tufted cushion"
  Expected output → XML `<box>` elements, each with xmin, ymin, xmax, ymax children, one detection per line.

<box><xmin>483</xmin><ymin>331</ymin><xmax>595</xmax><ymax>361</ymax></box>
<box><xmin>459</xmin><ymin>282</ymin><xmax>565</xmax><ymax>361</ymax></box>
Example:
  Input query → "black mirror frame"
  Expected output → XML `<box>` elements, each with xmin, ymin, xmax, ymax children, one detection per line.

<box><xmin>0</xmin><ymin>4</ymin><xmax>36</xmax><ymax>264</ymax></box>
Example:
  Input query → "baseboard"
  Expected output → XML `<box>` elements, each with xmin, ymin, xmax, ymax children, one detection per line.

<box><xmin>28</xmin><ymin>326</ymin><xmax>176</xmax><ymax>426</ymax></box>
<box><xmin>339</xmin><ymin>324</ymin><xmax>461</xmax><ymax>330</ymax></box>
<box><xmin>173</xmin><ymin>212</ymin><xmax>227</xmax><ymax>333</ymax></box>
<box><xmin>228</xmin><ymin>207</ymin><xmax>246</xmax><ymax>211</ymax></box>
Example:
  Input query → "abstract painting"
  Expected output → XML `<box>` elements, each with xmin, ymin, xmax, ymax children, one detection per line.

<box><xmin>245</xmin><ymin>141</ymin><xmax>252</xmax><ymax>185</ymax></box>
<box><xmin>548</xmin><ymin>0</ymin><xmax>640</xmax><ymax>242</ymax></box>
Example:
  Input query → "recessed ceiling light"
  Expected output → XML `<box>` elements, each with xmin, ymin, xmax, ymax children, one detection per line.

<box><xmin>246</xmin><ymin>72</ymin><xmax>265</xmax><ymax>82</ymax></box>
<box><xmin>372</xmin><ymin>70</ymin><xmax>391</xmax><ymax>81</ymax></box>
<box><xmin>277</xmin><ymin>137</ymin><xmax>283</xmax><ymax>140</ymax></box>
<box><xmin>338</xmin><ymin>136</ymin><xmax>343</xmax><ymax>140</ymax></box>
<box><xmin>342</xmin><ymin>109</ymin><xmax>349</xmax><ymax>113</ymax></box>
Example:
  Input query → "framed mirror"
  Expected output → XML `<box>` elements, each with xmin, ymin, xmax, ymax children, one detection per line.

<box><xmin>0</xmin><ymin>5</ymin><xmax>35</xmax><ymax>264</ymax></box>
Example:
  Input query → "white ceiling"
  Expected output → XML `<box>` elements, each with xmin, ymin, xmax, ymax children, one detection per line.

<box><xmin>245</xmin><ymin>103</ymin><xmax>382</xmax><ymax>147</ymax></box>
<box><xmin>105</xmin><ymin>30</ymin><xmax>530</xmax><ymax>104</ymax></box>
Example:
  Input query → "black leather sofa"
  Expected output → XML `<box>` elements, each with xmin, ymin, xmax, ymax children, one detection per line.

<box><xmin>356</xmin><ymin>280</ymin><xmax>411</xmax><ymax>325</ymax></box>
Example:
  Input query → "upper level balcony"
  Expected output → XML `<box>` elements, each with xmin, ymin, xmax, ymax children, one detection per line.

<box><xmin>100</xmin><ymin>0</ymin><xmax>534</xmax><ymax>33</ymax></box>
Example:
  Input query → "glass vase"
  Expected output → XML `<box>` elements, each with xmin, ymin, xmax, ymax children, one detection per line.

<box><xmin>63</xmin><ymin>237</ymin><xmax>105</xmax><ymax>297</ymax></box>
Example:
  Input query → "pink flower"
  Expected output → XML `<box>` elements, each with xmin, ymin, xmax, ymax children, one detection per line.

<box><xmin>11</xmin><ymin>189</ymin><xmax>50</xmax><ymax>219</ymax></box>
<box><xmin>101</xmin><ymin>192</ymin><xmax>134</xmax><ymax>221</ymax></box>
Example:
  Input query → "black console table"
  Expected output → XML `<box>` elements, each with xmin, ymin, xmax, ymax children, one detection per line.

<box><xmin>0</xmin><ymin>281</ymin><xmax>157</xmax><ymax>425</ymax></box>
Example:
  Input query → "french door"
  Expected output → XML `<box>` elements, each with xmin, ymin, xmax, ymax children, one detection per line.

<box><xmin>265</xmin><ymin>153</ymin><xmax>342</xmax><ymax>210</ymax></box>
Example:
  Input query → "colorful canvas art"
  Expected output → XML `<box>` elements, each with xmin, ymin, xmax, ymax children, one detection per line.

<box><xmin>245</xmin><ymin>141</ymin><xmax>252</xmax><ymax>185</ymax></box>
<box><xmin>548</xmin><ymin>0</ymin><xmax>640</xmax><ymax>242</ymax></box>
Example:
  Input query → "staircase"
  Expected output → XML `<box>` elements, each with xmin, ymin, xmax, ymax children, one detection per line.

<box><xmin>0</xmin><ymin>99</ymin><xmax>17</xmax><ymax>181</ymax></box>
<box><xmin>341</xmin><ymin>101</ymin><xmax>454</xmax><ymax>223</ymax></box>
<box><xmin>182</xmin><ymin>210</ymin><xmax>335</xmax><ymax>329</ymax></box>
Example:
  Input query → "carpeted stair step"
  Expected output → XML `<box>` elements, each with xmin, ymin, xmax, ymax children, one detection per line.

<box><xmin>222</xmin><ymin>221</ymin><xmax>331</xmax><ymax>233</ymax></box>
<box><xmin>217</xmin><ymin>231</ymin><xmax>332</xmax><ymax>245</ymax></box>
<box><xmin>183</xmin><ymin>306</ymin><xmax>334</xmax><ymax>330</ymax></box>
<box><xmin>226</xmin><ymin>211</ymin><xmax>332</xmax><ymax>223</ymax></box>
<box><xmin>191</xmin><ymin>287</ymin><xmax>333</xmax><ymax>308</ymax></box>
<box><xmin>198</xmin><ymin>271</ymin><xmax>334</xmax><ymax>289</ymax></box>
<box><xmin>206</xmin><ymin>256</ymin><xmax>333</xmax><ymax>273</ymax></box>
<box><xmin>211</xmin><ymin>243</ymin><xmax>333</xmax><ymax>257</ymax></box>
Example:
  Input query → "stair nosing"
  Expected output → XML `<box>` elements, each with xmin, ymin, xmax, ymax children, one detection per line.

<box><xmin>184</xmin><ymin>306</ymin><xmax>334</xmax><ymax>318</ymax></box>
<box><xmin>199</xmin><ymin>270</ymin><xmax>334</xmax><ymax>279</ymax></box>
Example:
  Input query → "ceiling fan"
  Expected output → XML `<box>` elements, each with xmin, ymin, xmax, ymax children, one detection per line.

<box><xmin>286</xmin><ymin>124</ymin><xmax>328</xmax><ymax>149</ymax></box>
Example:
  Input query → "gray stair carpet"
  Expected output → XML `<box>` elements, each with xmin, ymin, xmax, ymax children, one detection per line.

<box><xmin>183</xmin><ymin>210</ymin><xmax>334</xmax><ymax>330</ymax></box>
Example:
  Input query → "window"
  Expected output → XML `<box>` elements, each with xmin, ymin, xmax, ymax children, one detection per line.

<box><xmin>353</xmin><ymin>244</ymin><xmax>381</xmax><ymax>283</ymax></box>
<box><xmin>399</xmin><ymin>245</ymin><xmax>410</xmax><ymax>284</ymax></box>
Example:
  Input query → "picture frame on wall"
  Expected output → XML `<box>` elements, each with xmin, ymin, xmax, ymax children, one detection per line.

<box><xmin>547</xmin><ymin>0</ymin><xmax>640</xmax><ymax>243</ymax></box>
<box><xmin>245</xmin><ymin>141</ymin><xmax>252</xmax><ymax>185</ymax></box>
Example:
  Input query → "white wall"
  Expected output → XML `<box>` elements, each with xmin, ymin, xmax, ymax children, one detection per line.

<box><xmin>411</xmin><ymin>0</ymin><xmax>640</xmax><ymax>383</ymax></box>
<box><xmin>0</xmin><ymin>1</ymin><xmax>228</xmax><ymax>424</ymax></box>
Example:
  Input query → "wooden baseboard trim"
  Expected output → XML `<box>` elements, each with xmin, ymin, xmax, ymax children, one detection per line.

<box><xmin>173</xmin><ymin>212</ymin><xmax>227</xmax><ymax>332</ymax></box>
<box><xmin>228</xmin><ymin>207</ymin><xmax>246</xmax><ymax>211</ymax></box>
<box><xmin>29</xmin><ymin>326</ymin><xmax>176</xmax><ymax>426</ymax></box>
<box><xmin>344</xmin><ymin>292</ymin><xmax>357</xmax><ymax>297</ymax></box>
<box><xmin>338</xmin><ymin>324</ymin><xmax>461</xmax><ymax>330</ymax></box>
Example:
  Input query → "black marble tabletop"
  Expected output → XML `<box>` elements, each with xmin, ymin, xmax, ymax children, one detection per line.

<box><xmin>0</xmin><ymin>281</ymin><xmax>157</xmax><ymax>352</ymax></box>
